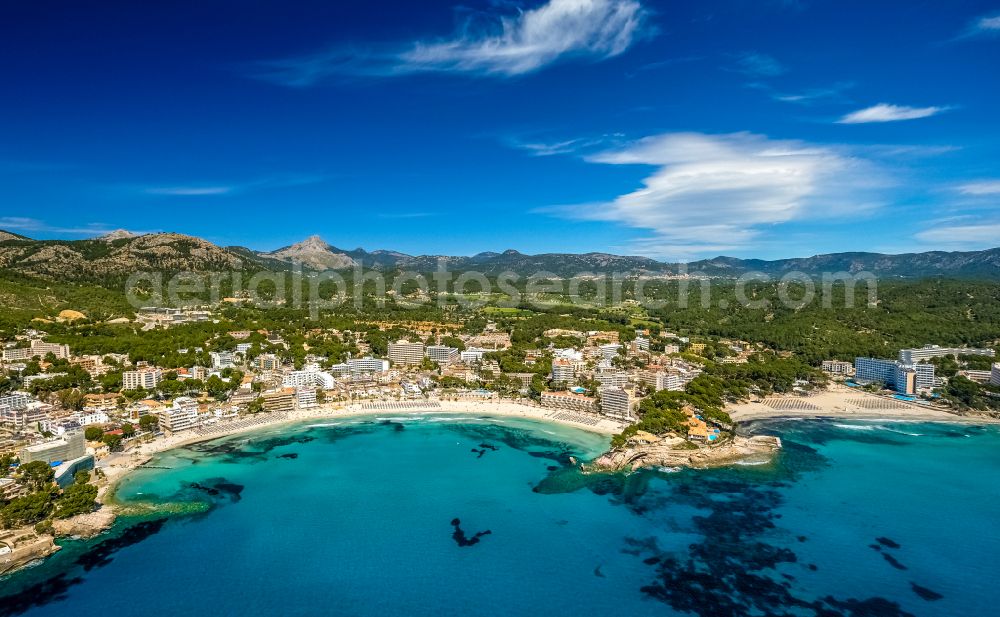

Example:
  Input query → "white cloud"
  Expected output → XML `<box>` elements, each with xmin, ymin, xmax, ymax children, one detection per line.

<box><xmin>957</xmin><ymin>180</ymin><xmax>1000</xmax><ymax>195</ymax></box>
<box><xmin>0</xmin><ymin>217</ymin><xmax>151</xmax><ymax>237</ymax></box>
<box><xmin>915</xmin><ymin>223</ymin><xmax>1000</xmax><ymax>246</ymax></box>
<box><xmin>838</xmin><ymin>103</ymin><xmax>948</xmax><ymax>124</ymax></box>
<box><xmin>978</xmin><ymin>15</ymin><xmax>1000</xmax><ymax>31</ymax></box>
<box><xmin>400</xmin><ymin>0</ymin><xmax>649</xmax><ymax>75</ymax></box>
<box><xmin>507</xmin><ymin>133</ymin><xmax>624</xmax><ymax>156</ymax></box>
<box><xmin>145</xmin><ymin>186</ymin><xmax>234</xmax><ymax>196</ymax></box>
<box><xmin>765</xmin><ymin>81</ymin><xmax>854</xmax><ymax>104</ymax></box>
<box><xmin>545</xmin><ymin>132</ymin><xmax>888</xmax><ymax>258</ymax></box>
<box><xmin>960</xmin><ymin>13</ymin><xmax>1000</xmax><ymax>38</ymax></box>
<box><xmin>729</xmin><ymin>52</ymin><xmax>786</xmax><ymax>77</ymax></box>
<box><xmin>140</xmin><ymin>174</ymin><xmax>326</xmax><ymax>197</ymax></box>
<box><xmin>252</xmin><ymin>0</ymin><xmax>651</xmax><ymax>84</ymax></box>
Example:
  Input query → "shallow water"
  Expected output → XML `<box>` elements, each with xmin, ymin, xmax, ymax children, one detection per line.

<box><xmin>2</xmin><ymin>413</ymin><xmax>998</xmax><ymax>617</ymax></box>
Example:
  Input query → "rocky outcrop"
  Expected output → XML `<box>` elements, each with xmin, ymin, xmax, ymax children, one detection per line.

<box><xmin>591</xmin><ymin>434</ymin><xmax>782</xmax><ymax>471</ymax></box>
<box><xmin>263</xmin><ymin>235</ymin><xmax>357</xmax><ymax>270</ymax></box>
<box><xmin>51</xmin><ymin>506</ymin><xmax>116</xmax><ymax>539</ymax></box>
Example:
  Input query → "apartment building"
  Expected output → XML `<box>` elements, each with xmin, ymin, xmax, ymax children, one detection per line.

<box><xmin>210</xmin><ymin>351</ymin><xmax>236</xmax><ymax>370</ymax></box>
<box><xmin>122</xmin><ymin>367</ymin><xmax>163</xmax><ymax>391</ymax></box>
<box><xmin>821</xmin><ymin>360</ymin><xmax>854</xmax><ymax>376</ymax></box>
<box><xmin>600</xmin><ymin>387</ymin><xmax>638</xmax><ymax>422</ymax></box>
<box><xmin>0</xmin><ymin>393</ymin><xmax>51</xmax><ymax>428</ymax></box>
<box><xmin>642</xmin><ymin>370</ymin><xmax>683</xmax><ymax>392</ymax></box>
<box><xmin>992</xmin><ymin>363</ymin><xmax>1000</xmax><ymax>386</ymax></box>
<box><xmin>961</xmin><ymin>370</ymin><xmax>993</xmax><ymax>384</ymax></box>
<box><xmin>551</xmin><ymin>359</ymin><xmax>576</xmax><ymax>384</ymax></box>
<box><xmin>598</xmin><ymin>344</ymin><xmax>623</xmax><ymax>362</ymax></box>
<box><xmin>20</xmin><ymin>431</ymin><xmax>86</xmax><ymax>464</ymax></box>
<box><xmin>426</xmin><ymin>345</ymin><xmax>459</xmax><ymax>365</ymax></box>
<box><xmin>262</xmin><ymin>389</ymin><xmax>295</xmax><ymax>413</ymax></box>
<box><xmin>596</xmin><ymin>367</ymin><xmax>627</xmax><ymax>388</ymax></box>
<box><xmin>854</xmin><ymin>357</ymin><xmax>935</xmax><ymax>394</ymax></box>
<box><xmin>282</xmin><ymin>365</ymin><xmax>336</xmax><ymax>390</ymax></box>
<box><xmin>159</xmin><ymin>397</ymin><xmax>199</xmax><ymax>434</ymax></box>
<box><xmin>256</xmin><ymin>354</ymin><xmax>281</xmax><ymax>371</ymax></box>
<box><xmin>899</xmin><ymin>345</ymin><xmax>995</xmax><ymax>365</ymax></box>
<box><xmin>460</xmin><ymin>347</ymin><xmax>488</xmax><ymax>364</ymax></box>
<box><xmin>2</xmin><ymin>340</ymin><xmax>71</xmax><ymax>362</ymax></box>
<box><xmin>348</xmin><ymin>356</ymin><xmax>389</xmax><ymax>374</ymax></box>
<box><xmin>295</xmin><ymin>387</ymin><xmax>318</xmax><ymax>409</ymax></box>
<box><xmin>388</xmin><ymin>340</ymin><xmax>425</xmax><ymax>366</ymax></box>
<box><xmin>540</xmin><ymin>391</ymin><xmax>598</xmax><ymax>413</ymax></box>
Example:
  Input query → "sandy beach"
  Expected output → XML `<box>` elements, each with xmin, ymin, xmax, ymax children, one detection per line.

<box><xmin>97</xmin><ymin>398</ymin><xmax>624</xmax><ymax>488</ymax></box>
<box><xmin>727</xmin><ymin>383</ymin><xmax>997</xmax><ymax>424</ymax></box>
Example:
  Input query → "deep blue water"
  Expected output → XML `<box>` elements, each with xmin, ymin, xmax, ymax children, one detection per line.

<box><xmin>2</xmin><ymin>413</ymin><xmax>998</xmax><ymax>617</ymax></box>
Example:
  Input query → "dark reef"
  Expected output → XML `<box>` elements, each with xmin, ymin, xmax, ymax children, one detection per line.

<box><xmin>450</xmin><ymin>518</ymin><xmax>492</xmax><ymax>547</ymax></box>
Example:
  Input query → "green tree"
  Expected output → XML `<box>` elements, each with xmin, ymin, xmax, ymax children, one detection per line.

<box><xmin>121</xmin><ymin>422</ymin><xmax>136</xmax><ymax>438</ymax></box>
<box><xmin>138</xmin><ymin>414</ymin><xmax>159</xmax><ymax>432</ymax></box>
<box><xmin>102</xmin><ymin>433</ymin><xmax>124</xmax><ymax>452</ymax></box>
<box><xmin>247</xmin><ymin>397</ymin><xmax>265</xmax><ymax>414</ymax></box>
<box><xmin>0</xmin><ymin>453</ymin><xmax>14</xmax><ymax>475</ymax></box>
<box><xmin>54</xmin><ymin>482</ymin><xmax>98</xmax><ymax>519</ymax></box>
<box><xmin>16</xmin><ymin>461</ymin><xmax>55</xmax><ymax>491</ymax></box>
<box><xmin>1</xmin><ymin>491</ymin><xmax>54</xmax><ymax>528</ymax></box>
<box><xmin>84</xmin><ymin>426</ymin><xmax>105</xmax><ymax>441</ymax></box>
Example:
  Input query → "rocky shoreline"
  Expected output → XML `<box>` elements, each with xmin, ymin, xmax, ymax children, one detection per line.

<box><xmin>588</xmin><ymin>434</ymin><xmax>783</xmax><ymax>472</ymax></box>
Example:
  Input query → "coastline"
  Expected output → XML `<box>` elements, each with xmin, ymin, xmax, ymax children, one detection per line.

<box><xmin>726</xmin><ymin>384</ymin><xmax>999</xmax><ymax>425</ymax></box>
<box><xmin>98</xmin><ymin>398</ymin><xmax>624</xmax><ymax>494</ymax></box>
<box><xmin>7</xmin><ymin>391</ymin><xmax>994</xmax><ymax>578</ymax></box>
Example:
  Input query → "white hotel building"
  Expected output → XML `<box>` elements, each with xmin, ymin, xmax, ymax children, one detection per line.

<box><xmin>898</xmin><ymin>345</ymin><xmax>995</xmax><ymax>365</ymax></box>
<box><xmin>388</xmin><ymin>340</ymin><xmax>425</xmax><ymax>366</ymax></box>
<box><xmin>348</xmin><ymin>356</ymin><xmax>390</xmax><ymax>375</ymax></box>
<box><xmin>159</xmin><ymin>397</ymin><xmax>199</xmax><ymax>434</ymax></box>
<box><xmin>600</xmin><ymin>387</ymin><xmax>638</xmax><ymax>422</ymax></box>
<box><xmin>123</xmin><ymin>367</ymin><xmax>163</xmax><ymax>391</ymax></box>
<box><xmin>426</xmin><ymin>345</ymin><xmax>459</xmax><ymax>365</ymax></box>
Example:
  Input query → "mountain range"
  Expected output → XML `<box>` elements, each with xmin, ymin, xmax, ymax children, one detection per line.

<box><xmin>1</xmin><ymin>230</ymin><xmax>998</xmax><ymax>281</ymax></box>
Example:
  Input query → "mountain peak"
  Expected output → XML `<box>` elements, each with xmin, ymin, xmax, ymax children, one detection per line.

<box><xmin>264</xmin><ymin>235</ymin><xmax>356</xmax><ymax>270</ymax></box>
<box><xmin>97</xmin><ymin>229</ymin><xmax>139</xmax><ymax>241</ymax></box>
<box><xmin>290</xmin><ymin>235</ymin><xmax>329</xmax><ymax>250</ymax></box>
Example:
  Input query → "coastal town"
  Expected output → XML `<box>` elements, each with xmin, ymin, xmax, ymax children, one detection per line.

<box><xmin>3</xmin><ymin>298</ymin><xmax>999</xmax><ymax>574</ymax></box>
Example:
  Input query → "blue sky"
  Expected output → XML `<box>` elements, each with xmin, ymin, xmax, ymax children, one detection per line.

<box><xmin>1</xmin><ymin>0</ymin><xmax>999</xmax><ymax>260</ymax></box>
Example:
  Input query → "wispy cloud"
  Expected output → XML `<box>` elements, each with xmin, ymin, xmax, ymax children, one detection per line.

<box><xmin>541</xmin><ymin>132</ymin><xmax>889</xmax><ymax>258</ymax></box>
<box><xmin>770</xmin><ymin>81</ymin><xmax>855</xmax><ymax>104</ymax></box>
<box><xmin>140</xmin><ymin>174</ymin><xmax>327</xmax><ymax>197</ymax></box>
<box><xmin>251</xmin><ymin>0</ymin><xmax>651</xmax><ymax>85</ymax></box>
<box><xmin>728</xmin><ymin>51</ymin><xmax>786</xmax><ymax>77</ymax></box>
<box><xmin>145</xmin><ymin>186</ymin><xmax>234</xmax><ymax>196</ymax></box>
<box><xmin>957</xmin><ymin>180</ymin><xmax>1000</xmax><ymax>195</ymax></box>
<box><xmin>506</xmin><ymin>133</ymin><xmax>624</xmax><ymax>157</ymax></box>
<box><xmin>838</xmin><ymin>103</ymin><xmax>949</xmax><ymax>124</ymax></box>
<box><xmin>0</xmin><ymin>217</ymin><xmax>155</xmax><ymax>237</ymax></box>
<box><xmin>955</xmin><ymin>12</ymin><xmax>1000</xmax><ymax>39</ymax></box>
<box><xmin>915</xmin><ymin>222</ymin><xmax>1000</xmax><ymax>247</ymax></box>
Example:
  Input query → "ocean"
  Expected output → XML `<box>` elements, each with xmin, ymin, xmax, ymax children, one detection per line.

<box><xmin>2</xmin><ymin>413</ymin><xmax>998</xmax><ymax>617</ymax></box>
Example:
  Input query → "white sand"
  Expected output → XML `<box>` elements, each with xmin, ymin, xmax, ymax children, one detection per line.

<box><xmin>728</xmin><ymin>384</ymin><xmax>994</xmax><ymax>424</ymax></box>
<box><xmin>99</xmin><ymin>398</ymin><xmax>623</xmax><ymax>482</ymax></box>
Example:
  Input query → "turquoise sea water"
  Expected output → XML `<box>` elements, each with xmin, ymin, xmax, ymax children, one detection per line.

<box><xmin>2</xmin><ymin>413</ymin><xmax>999</xmax><ymax>617</ymax></box>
